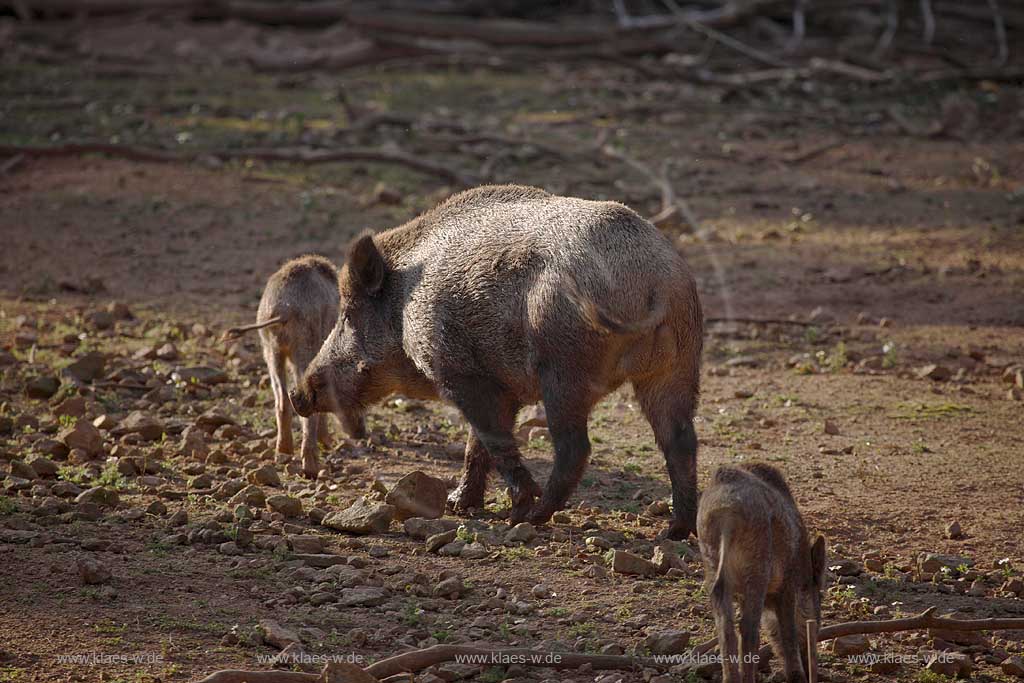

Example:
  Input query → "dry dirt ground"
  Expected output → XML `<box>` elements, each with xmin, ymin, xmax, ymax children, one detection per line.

<box><xmin>2</xmin><ymin>16</ymin><xmax>1024</xmax><ymax>683</ymax></box>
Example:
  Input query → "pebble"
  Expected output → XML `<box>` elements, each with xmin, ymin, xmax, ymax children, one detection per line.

<box><xmin>267</xmin><ymin>494</ymin><xmax>303</xmax><ymax>518</ymax></box>
<box><xmin>645</xmin><ymin>630</ymin><xmax>690</xmax><ymax>655</ymax></box>
<box><xmin>77</xmin><ymin>556</ymin><xmax>112</xmax><ymax>585</ymax></box>
<box><xmin>505</xmin><ymin>522</ymin><xmax>537</xmax><ymax>544</ymax></box>
<box><xmin>945</xmin><ymin>521</ymin><xmax>963</xmax><ymax>539</ymax></box>
<box><xmin>611</xmin><ymin>550</ymin><xmax>659</xmax><ymax>577</ymax></box>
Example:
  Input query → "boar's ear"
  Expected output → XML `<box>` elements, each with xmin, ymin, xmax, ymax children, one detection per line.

<box><xmin>811</xmin><ymin>535</ymin><xmax>827</xmax><ymax>587</ymax></box>
<box><xmin>347</xmin><ymin>232</ymin><xmax>385</xmax><ymax>296</ymax></box>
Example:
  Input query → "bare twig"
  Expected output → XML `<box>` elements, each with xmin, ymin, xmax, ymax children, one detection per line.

<box><xmin>873</xmin><ymin>0</ymin><xmax>899</xmax><ymax>57</ymax></box>
<box><xmin>660</xmin><ymin>0</ymin><xmax>791</xmax><ymax>69</ymax></box>
<box><xmin>0</xmin><ymin>154</ymin><xmax>26</xmax><ymax>175</ymax></box>
<box><xmin>782</xmin><ymin>139</ymin><xmax>843</xmax><ymax>164</ymax></box>
<box><xmin>789</xmin><ymin>0</ymin><xmax>807</xmax><ymax>51</ymax></box>
<box><xmin>706</xmin><ymin>317</ymin><xmax>823</xmax><ymax>327</ymax></box>
<box><xmin>817</xmin><ymin>606</ymin><xmax>1024</xmax><ymax>641</ymax></box>
<box><xmin>886</xmin><ymin>105</ymin><xmax>944</xmax><ymax>138</ymax></box>
<box><xmin>919</xmin><ymin>0</ymin><xmax>935</xmax><ymax>44</ymax></box>
<box><xmin>599</xmin><ymin>144</ymin><xmax>700</xmax><ymax>232</ymax></box>
<box><xmin>987</xmin><ymin>0</ymin><xmax>1009</xmax><ymax>66</ymax></box>
<box><xmin>807</xmin><ymin>620</ymin><xmax>819</xmax><ymax>683</ymax></box>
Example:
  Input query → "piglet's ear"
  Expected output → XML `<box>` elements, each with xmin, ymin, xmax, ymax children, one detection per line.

<box><xmin>347</xmin><ymin>232</ymin><xmax>385</xmax><ymax>296</ymax></box>
<box><xmin>811</xmin><ymin>535</ymin><xmax>827</xmax><ymax>586</ymax></box>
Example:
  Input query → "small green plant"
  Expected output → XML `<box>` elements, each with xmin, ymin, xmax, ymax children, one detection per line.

<box><xmin>478</xmin><ymin>667</ymin><xmax>505</xmax><ymax>683</ymax></box>
<box><xmin>58</xmin><ymin>414</ymin><xmax>76</xmax><ymax>428</ymax></box>
<box><xmin>881</xmin><ymin>341</ymin><xmax>898</xmax><ymax>368</ymax></box>
<box><xmin>568</xmin><ymin>621</ymin><xmax>596</xmax><ymax>638</ymax></box>
<box><xmin>96</xmin><ymin>462</ymin><xmax>127</xmax><ymax>489</ymax></box>
<box><xmin>432</xmin><ymin>629</ymin><xmax>454</xmax><ymax>643</ymax></box>
<box><xmin>916</xmin><ymin>670</ymin><xmax>951</xmax><ymax>683</ymax></box>
<box><xmin>402</xmin><ymin>601</ymin><xmax>422</xmax><ymax>627</ymax></box>
<box><xmin>0</xmin><ymin>497</ymin><xmax>15</xmax><ymax>515</ymax></box>
<box><xmin>455</xmin><ymin>526</ymin><xmax>475</xmax><ymax>543</ymax></box>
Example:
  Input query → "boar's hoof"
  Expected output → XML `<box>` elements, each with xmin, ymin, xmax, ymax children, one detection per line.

<box><xmin>447</xmin><ymin>482</ymin><xmax>485</xmax><ymax>513</ymax></box>
<box><xmin>508</xmin><ymin>480</ymin><xmax>543</xmax><ymax>525</ymax></box>
<box><xmin>301</xmin><ymin>455</ymin><xmax>320</xmax><ymax>480</ymax></box>
<box><xmin>663</xmin><ymin>519</ymin><xmax>696</xmax><ymax>541</ymax></box>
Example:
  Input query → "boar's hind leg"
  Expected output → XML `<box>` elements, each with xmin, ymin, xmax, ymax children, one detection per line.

<box><xmin>634</xmin><ymin>375</ymin><xmax>700</xmax><ymax>540</ymax></box>
<box><xmin>738</xmin><ymin>582</ymin><xmax>767</xmax><ymax>683</ymax></box>
<box><xmin>447</xmin><ymin>377</ymin><xmax>541</xmax><ymax>522</ymax></box>
<box><xmin>711</xmin><ymin>572</ymin><xmax>741</xmax><ymax>683</ymax></box>
<box><xmin>528</xmin><ymin>378</ymin><xmax>594</xmax><ymax>525</ymax></box>
<box><xmin>266</xmin><ymin>347</ymin><xmax>293</xmax><ymax>455</ymax></box>
<box><xmin>447</xmin><ymin>430</ymin><xmax>492</xmax><ymax>513</ymax></box>
<box><xmin>765</xmin><ymin>591</ymin><xmax>807</xmax><ymax>683</ymax></box>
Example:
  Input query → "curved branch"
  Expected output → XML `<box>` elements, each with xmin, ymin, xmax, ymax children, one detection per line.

<box><xmin>365</xmin><ymin>644</ymin><xmax>657</xmax><ymax>680</ymax></box>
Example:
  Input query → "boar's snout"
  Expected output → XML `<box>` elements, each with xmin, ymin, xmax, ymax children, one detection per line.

<box><xmin>289</xmin><ymin>386</ymin><xmax>315</xmax><ymax>418</ymax></box>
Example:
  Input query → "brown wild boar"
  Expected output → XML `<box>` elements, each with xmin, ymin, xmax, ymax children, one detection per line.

<box><xmin>223</xmin><ymin>255</ymin><xmax>365</xmax><ymax>478</ymax></box>
<box><xmin>289</xmin><ymin>185</ymin><xmax>703</xmax><ymax>537</ymax></box>
<box><xmin>698</xmin><ymin>462</ymin><xmax>827</xmax><ymax>683</ymax></box>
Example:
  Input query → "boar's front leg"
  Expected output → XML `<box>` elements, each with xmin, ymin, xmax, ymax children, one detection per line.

<box><xmin>447</xmin><ymin>430</ymin><xmax>491</xmax><ymax>512</ymax></box>
<box><xmin>447</xmin><ymin>377</ymin><xmax>541</xmax><ymax>522</ymax></box>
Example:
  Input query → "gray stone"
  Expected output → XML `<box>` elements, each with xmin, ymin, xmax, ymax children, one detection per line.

<box><xmin>267</xmin><ymin>494</ymin><xmax>303</xmax><ymax>517</ymax></box>
<box><xmin>403</xmin><ymin>517</ymin><xmax>459</xmax><ymax>540</ymax></box>
<box><xmin>77</xmin><ymin>556</ymin><xmax>112</xmax><ymax>585</ymax></box>
<box><xmin>322</xmin><ymin>498</ymin><xmax>395</xmax><ymax>535</ymax></box>
<box><xmin>75</xmin><ymin>486</ymin><xmax>118</xmax><ymax>508</ymax></box>
<box><xmin>611</xmin><ymin>550</ymin><xmax>659</xmax><ymax>577</ymax></box>
<box><xmin>384</xmin><ymin>470</ymin><xmax>447</xmax><ymax>520</ymax></box>
<box><xmin>644</xmin><ymin>630</ymin><xmax>691</xmax><ymax>655</ymax></box>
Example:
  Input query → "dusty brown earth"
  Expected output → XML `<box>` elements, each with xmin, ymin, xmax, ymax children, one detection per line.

<box><xmin>2</xmin><ymin>15</ymin><xmax>1024</xmax><ymax>683</ymax></box>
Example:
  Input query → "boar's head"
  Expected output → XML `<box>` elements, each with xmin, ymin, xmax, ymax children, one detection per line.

<box><xmin>290</xmin><ymin>232</ymin><xmax>393</xmax><ymax>421</ymax></box>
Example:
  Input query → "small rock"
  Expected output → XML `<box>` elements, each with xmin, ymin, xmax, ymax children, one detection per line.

<box><xmin>651</xmin><ymin>542</ymin><xmax>686</xmax><ymax>574</ymax></box>
<box><xmin>288</xmin><ymin>535</ymin><xmax>324</xmax><ymax>554</ymax></box>
<box><xmin>434</xmin><ymin>576</ymin><xmax>465</xmax><ymax>598</ymax></box>
<box><xmin>59</xmin><ymin>420</ymin><xmax>105</xmax><ymax>458</ymax></box>
<box><xmin>338</xmin><ymin>587</ymin><xmax>389</xmax><ymax>607</ymax></box>
<box><xmin>505</xmin><ymin>522</ymin><xmax>537</xmax><ymax>544</ymax></box>
<box><xmin>25</xmin><ymin>375</ymin><xmax>60</xmax><ymax>399</ymax></box>
<box><xmin>823</xmin><ymin>419</ymin><xmax>840</xmax><ymax>436</ymax></box>
<box><xmin>63</xmin><ymin>352</ymin><xmax>106</xmax><ymax>384</ymax></box>
<box><xmin>919</xmin><ymin>553</ymin><xmax>971</xmax><ymax>574</ymax></box>
<box><xmin>9</xmin><ymin>460</ymin><xmax>37</xmax><ymax>480</ymax></box>
<box><xmin>218</xmin><ymin>541</ymin><xmax>242</xmax><ymax>555</ymax></box>
<box><xmin>54</xmin><ymin>396</ymin><xmax>88</xmax><ymax>419</ymax></box>
<box><xmin>917</xmin><ymin>364</ymin><xmax>951</xmax><ymax>382</ymax></box>
<box><xmin>1001</xmin><ymin>655</ymin><xmax>1024</xmax><ymax>678</ymax></box>
<box><xmin>155</xmin><ymin>343</ymin><xmax>179</xmax><ymax>361</ymax></box>
<box><xmin>611</xmin><ymin>550</ymin><xmax>659</xmax><ymax>577</ymax></box>
<box><xmin>77</xmin><ymin>556</ymin><xmax>112</xmax><ymax>585</ymax></box>
<box><xmin>167</xmin><ymin>509</ymin><xmax>189</xmax><ymax>527</ymax></box>
<box><xmin>426</xmin><ymin>529</ymin><xmax>458</xmax><ymax>554</ymax></box>
<box><xmin>531</xmin><ymin>584</ymin><xmax>552</xmax><ymax>599</ymax></box>
<box><xmin>384</xmin><ymin>470</ymin><xmax>448</xmax><ymax>520</ymax></box>
<box><xmin>832</xmin><ymin>634</ymin><xmax>869</xmax><ymax>656</ymax></box>
<box><xmin>27</xmin><ymin>457</ymin><xmax>59</xmax><ymax>478</ymax></box>
<box><xmin>460</xmin><ymin>542</ymin><xmax>489</xmax><ymax>560</ymax></box>
<box><xmin>1001</xmin><ymin>577</ymin><xmax>1024</xmax><ymax>596</ymax></box>
<box><xmin>229</xmin><ymin>484</ymin><xmax>266</xmax><ymax>508</ymax></box>
<box><xmin>173</xmin><ymin>366</ymin><xmax>228</xmax><ymax>385</ymax></box>
<box><xmin>517</xmin><ymin>404</ymin><xmax>547</xmax><ymax>429</ymax></box>
<box><xmin>75</xmin><ymin>486</ymin><xmax>118</xmax><ymax>508</ymax></box>
<box><xmin>113</xmin><ymin>411</ymin><xmax>164</xmax><ymax>441</ymax></box>
<box><xmin>146</xmin><ymin>500</ymin><xmax>167</xmax><ymax>516</ymax></box>
<box><xmin>258</xmin><ymin>619</ymin><xmax>301</xmax><ymax>650</ymax></box>
<box><xmin>645</xmin><ymin>630</ymin><xmax>690</xmax><ymax>655</ymax></box>
<box><xmin>322</xmin><ymin>497</ymin><xmax>395</xmax><ymax>535</ymax></box>
<box><xmin>829</xmin><ymin>559</ymin><xmax>862</xmax><ymax>577</ymax></box>
<box><xmin>403</xmin><ymin>517</ymin><xmax>459</xmax><ymax>539</ymax></box>
<box><xmin>267</xmin><ymin>495</ymin><xmax>303</xmax><ymax>517</ymax></box>
<box><xmin>249</xmin><ymin>464</ymin><xmax>282</xmax><ymax>487</ymax></box>
<box><xmin>945</xmin><ymin>521</ymin><xmax>963</xmax><ymax>539</ymax></box>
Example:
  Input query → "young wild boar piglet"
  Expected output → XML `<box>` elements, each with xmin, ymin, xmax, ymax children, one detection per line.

<box><xmin>223</xmin><ymin>255</ymin><xmax>366</xmax><ymax>478</ymax></box>
<box><xmin>289</xmin><ymin>185</ymin><xmax>704</xmax><ymax>538</ymax></box>
<box><xmin>698</xmin><ymin>463</ymin><xmax>826</xmax><ymax>683</ymax></box>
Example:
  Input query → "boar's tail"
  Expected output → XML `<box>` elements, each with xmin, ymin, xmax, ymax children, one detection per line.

<box><xmin>564</xmin><ymin>274</ymin><xmax>666</xmax><ymax>336</ymax></box>
<box><xmin>221</xmin><ymin>316</ymin><xmax>285</xmax><ymax>342</ymax></box>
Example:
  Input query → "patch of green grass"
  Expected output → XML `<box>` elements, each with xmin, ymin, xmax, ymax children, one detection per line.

<box><xmin>0</xmin><ymin>668</ymin><xmax>27</xmax><ymax>682</ymax></box>
<box><xmin>567</xmin><ymin>621</ymin><xmax>597</xmax><ymax>638</ymax></box>
<box><xmin>432</xmin><ymin>629</ymin><xmax>454</xmax><ymax>643</ymax></box>
<box><xmin>916</xmin><ymin>671</ymin><xmax>951</xmax><ymax>683</ymax></box>
<box><xmin>0</xmin><ymin>497</ymin><xmax>16</xmax><ymax>515</ymax></box>
<box><xmin>893</xmin><ymin>402</ymin><xmax>972</xmax><ymax>420</ymax></box>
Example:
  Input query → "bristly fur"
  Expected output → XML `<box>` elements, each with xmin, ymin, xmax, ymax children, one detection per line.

<box><xmin>294</xmin><ymin>184</ymin><xmax>704</xmax><ymax>537</ymax></box>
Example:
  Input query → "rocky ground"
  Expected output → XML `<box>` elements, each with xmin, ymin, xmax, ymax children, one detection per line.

<box><xmin>2</xmin><ymin>14</ymin><xmax>1024</xmax><ymax>683</ymax></box>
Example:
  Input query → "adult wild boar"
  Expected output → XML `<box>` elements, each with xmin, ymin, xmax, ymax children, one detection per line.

<box><xmin>290</xmin><ymin>185</ymin><xmax>704</xmax><ymax>538</ymax></box>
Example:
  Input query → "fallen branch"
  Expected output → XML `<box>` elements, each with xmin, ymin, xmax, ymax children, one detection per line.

<box><xmin>987</xmin><ymin>0</ymin><xmax>1009</xmax><ymax>65</ymax></box>
<box><xmin>707</xmin><ymin>317</ymin><xmax>823</xmax><ymax>327</ymax></box>
<box><xmin>0</xmin><ymin>143</ymin><xmax>473</xmax><ymax>186</ymax></box>
<box><xmin>782</xmin><ymin>139</ymin><xmax>843</xmax><ymax>165</ymax></box>
<box><xmin>886</xmin><ymin>106</ymin><xmax>944</xmax><ymax>138</ymax></box>
<box><xmin>365</xmin><ymin>644</ymin><xmax>656</xmax><ymax>679</ymax></box>
<box><xmin>193</xmin><ymin>670</ymin><xmax>317</xmax><ymax>683</ymax></box>
<box><xmin>687</xmin><ymin>605</ymin><xmax>1024</xmax><ymax>666</ymax></box>
<box><xmin>817</xmin><ymin>606</ymin><xmax>1024</xmax><ymax>641</ymax></box>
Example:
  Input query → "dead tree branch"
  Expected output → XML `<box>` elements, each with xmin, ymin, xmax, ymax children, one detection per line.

<box><xmin>365</xmin><ymin>644</ymin><xmax>657</xmax><ymax>679</ymax></box>
<box><xmin>987</xmin><ymin>0</ymin><xmax>1009</xmax><ymax>65</ymax></box>
<box><xmin>599</xmin><ymin>144</ymin><xmax>701</xmax><ymax>233</ymax></box>
<box><xmin>0</xmin><ymin>143</ymin><xmax>474</xmax><ymax>186</ymax></box>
